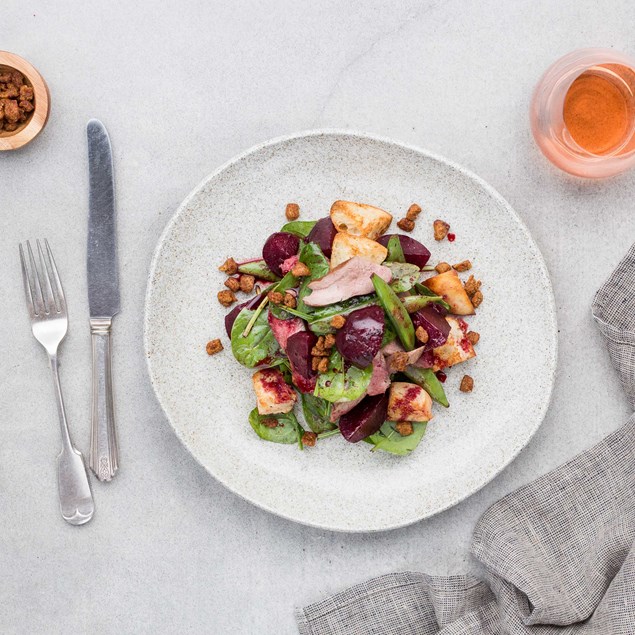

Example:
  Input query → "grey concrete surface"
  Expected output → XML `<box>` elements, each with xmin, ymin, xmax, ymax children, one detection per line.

<box><xmin>2</xmin><ymin>1</ymin><xmax>634</xmax><ymax>633</ymax></box>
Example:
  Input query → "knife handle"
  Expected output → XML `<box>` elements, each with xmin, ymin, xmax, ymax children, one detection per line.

<box><xmin>89</xmin><ymin>317</ymin><xmax>119</xmax><ymax>481</ymax></box>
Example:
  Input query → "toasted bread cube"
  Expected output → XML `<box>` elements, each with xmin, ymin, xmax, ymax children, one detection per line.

<box><xmin>252</xmin><ymin>368</ymin><xmax>297</xmax><ymax>415</ymax></box>
<box><xmin>423</xmin><ymin>270</ymin><xmax>475</xmax><ymax>315</ymax></box>
<box><xmin>387</xmin><ymin>382</ymin><xmax>433</xmax><ymax>422</ymax></box>
<box><xmin>330</xmin><ymin>233</ymin><xmax>388</xmax><ymax>269</ymax></box>
<box><xmin>330</xmin><ymin>201</ymin><xmax>392</xmax><ymax>240</ymax></box>
<box><xmin>432</xmin><ymin>317</ymin><xmax>476</xmax><ymax>371</ymax></box>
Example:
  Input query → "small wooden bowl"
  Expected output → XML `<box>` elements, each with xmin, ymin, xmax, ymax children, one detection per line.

<box><xmin>0</xmin><ymin>51</ymin><xmax>50</xmax><ymax>151</ymax></box>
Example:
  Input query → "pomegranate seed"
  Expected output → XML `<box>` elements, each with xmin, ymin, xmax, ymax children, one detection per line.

<box><xmin>436</xmin><ymin>371</ymin><xmax>447</xmax><ymax>383</ymax></box>
<box><xmin>447</xmin><ymin>233</ymin><xmax>456</xmax><ymax>242</ymax></box>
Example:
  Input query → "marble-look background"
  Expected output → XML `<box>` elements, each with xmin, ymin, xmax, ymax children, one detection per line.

<box><xmin>2</xmin><ymin>1</ymin><xmax>634</xmax><ymax>633</ymax></box>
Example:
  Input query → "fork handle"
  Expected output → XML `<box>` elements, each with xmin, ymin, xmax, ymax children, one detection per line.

<box><xmin>89</xmin><ymin>317</ymin><xmax>118</xmax><ymax>481</ymax></box>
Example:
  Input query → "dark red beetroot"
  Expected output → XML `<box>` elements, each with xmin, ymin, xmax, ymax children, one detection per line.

<box><xmin>306</xmin><ymin>217</ymin><xmax>337</xmax><ymax>258</ymax></box>
<box><xmin>339</xmin><ymin>393</ymin><xmax>389</xmax><ymax>443</ymax></box>
<box><xmin>412</xmin><ymin>304</ymin><xmax>451</xmax><ymax>349</ymax></box>
<box><xmin>225</xmin><ymin>293</ymin><xmax>267</xmax><ymax>337</ymax></box>
<box><xmin>262</xmin><ymin>232</ymin><xmax>301</xmax><ymax>277</ymax></box>
<box><xmin>286</xmin><ymin>331</ymin><xmax>318</xmax><ymax>393</ymax></box>
<box><xmin>378</xmin><ymin>234</ymin><xmax>431</xmax><ymax>269</ymax></box>
<box><xmin>335</xmin><ymin>305</ymin><xmax>385</xmax><ymax>368</ymax></box>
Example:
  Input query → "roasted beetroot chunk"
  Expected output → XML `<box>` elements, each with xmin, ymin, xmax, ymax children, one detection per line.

<box><xmin>286</xmin><ymin>331</ymin><xmax>318</xmax><ymax>393</ymax></box>
<box><xmin>335</xmin><ymin>305</ymin><xmax>385</xmax><ymax>368</ymax></box>
<box><xmin>306</xmin><ymin>217</ymin><xmax>337</xmax><ymax>258</ymax></box>
<box><xmin>412</xmin><ymin>304</ymin><xmax>450</xmax><ymax>349</ymax></box>
<box><xmin>339</xmin><ymin>393</ymin><xmax>389</xmax><ymax>442</ymax></box>
<box><xmin>262</xmin><ymin>232</ymin><xmax>301</xmax><ymax>277</ymax></box>
<box><xmin>224</xmin><ymin>293</ymin><xmax>267</xmax><ymax>337</ymax></box>
<box><xmin>378</xmin><ymin>234</ymin><xmax>431</xmax><ymax>269</ymax></box>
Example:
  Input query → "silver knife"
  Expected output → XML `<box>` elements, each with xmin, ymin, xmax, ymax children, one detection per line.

<box><xmin>87</xmin><ymin>119</ymin><xmax>120</xmax><ymax>481</ymax></box>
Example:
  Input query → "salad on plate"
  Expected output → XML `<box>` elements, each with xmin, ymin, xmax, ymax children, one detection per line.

<box><xmin>207</xmin><ymin>200</ymin><xmax>483</xmax><ymax>455</ymax></box>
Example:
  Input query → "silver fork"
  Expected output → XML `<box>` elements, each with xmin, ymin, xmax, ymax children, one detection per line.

<box><xmin>19</xmin><ymin>239</ymin><xmax>95</xmax><ymax>526</ymax></box>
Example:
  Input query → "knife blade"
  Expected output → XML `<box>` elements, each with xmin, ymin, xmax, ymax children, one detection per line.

<box><xmin>87</xmin><ymin>119</ymin><xmax>119</xmax><ymax>481</ymax></box>
<box><xmin>87</xmin><ymin>119</ymin><xmax>120</xmax><ymax>318</ymax></box>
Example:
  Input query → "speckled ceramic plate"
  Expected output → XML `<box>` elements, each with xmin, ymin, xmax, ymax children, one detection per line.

<box><xmin>144</xmin><ymin>131</ymin><xmax>557</xmax><ymax>532</ymax></box>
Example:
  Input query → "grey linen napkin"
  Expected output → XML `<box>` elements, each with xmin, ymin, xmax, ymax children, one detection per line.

<box><xmin>296</xmin><ymin>244</ymin><xmax>635</xmax><ymax>635</ymax></box>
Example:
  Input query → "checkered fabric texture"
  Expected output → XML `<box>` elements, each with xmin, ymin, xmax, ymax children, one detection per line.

<box><xmin>296</xmin><ymin>244</ymin><xmax>635</xmax><ymax>634</ymax></box>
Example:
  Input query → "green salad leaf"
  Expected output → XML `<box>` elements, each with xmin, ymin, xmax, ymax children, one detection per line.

<box><xmin>237</xmin><ymin>259</ymin><xmax>280</xmax><ymax>282</ymax></box>
<box><xmin>297</xmin><ymin>242</ymin><xmax>330</xmax><ymax>312</ymax></box>
<box><xmin>231</xmin><ymin>306</ymin><xmax>279</xmax><ymax>367</ymax></box>
<box><xmin>280</xmin><ymin>220</ymin><xmax>317</xmax><ymax>237</ymax></box>
<box><xmin>385</xmin><ymin>262</ymin><xmax>421</xmax><ymax>293</ymax></box>
<box><xmin>314</xmin><ymin>350</ymin><xmax>373</xmax><ymax>403</ymax></box>
<box><xmin>366</xmin><ymin>421</ymin><xmax>428</xmax><ymax>455</ymax></box>
<box><xmin>301</xmin><ymin>393</ymin><xmax>335</xmax><ymax>433</ymax></box>
<box><xmin>385</xmin><ymin>235</ymin><xmax>406</xmax><ymax>263</ymax></box>
<box><xmin>249</xmin><ymin>408</ymin><xmax>304</xmax><ymax>445</ymax></box>
<box><xmin>385</xmin><ymin>262</ymin><xmax>419</xmax><ymax>279</ymax></box>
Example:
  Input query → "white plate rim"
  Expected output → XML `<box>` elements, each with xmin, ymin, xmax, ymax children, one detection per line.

<box><xmin>143</xmin><ymin>129</ymin><xmax>558</xmax><ymax>532</ymax></box>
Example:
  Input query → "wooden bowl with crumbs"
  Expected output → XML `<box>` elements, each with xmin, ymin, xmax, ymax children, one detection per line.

<box><xmin>0</xmin><ymin>51</ymin><xmax>50</xmax><ymax>151</ymax></box>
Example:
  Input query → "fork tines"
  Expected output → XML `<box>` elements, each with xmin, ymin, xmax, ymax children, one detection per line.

<box><xmin>19</xmin><ymin>239</ymin><xmax>66</xmax><ymax>318</ymax></box>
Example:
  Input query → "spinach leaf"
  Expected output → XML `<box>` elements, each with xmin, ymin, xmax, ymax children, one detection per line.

<box><xmin>386</xmin><ymin>262</ymin><xmax>421</xmax><ymax>293</ymax></box>
<box><xmin>249</xmin><ymin>408</ymin><xmax>303</xmax><ymax>444</ymax></box>
<box><xmin>301</xmin><ymin>393</ymin><xmax>335</xmax><ymax>433</ymax></box>
<box><xmin>385</xmin><ymin>235</ymin><xmax>406</xmax><ymax>263</ymax></box>
<box><xmin>329</xmin><ymin>349</ymin><xmax>345</xmax><ymax>372</ymax></box>
<box><xmin>280</xmin><ymin>220</ymin><xmax>317</xmax><ymax>237</ymax></box>
<box><xmin>366</xmin><ymin>421</ymin><xmax>428</xmax><ymax>455</ymax></box>
<box><xmin>237</xmin><ymin>259</ymin><xmax>280</xmax><ymax>282</ymax></box>
<box><xmin>314</xmin><ymin>350</ymin><xmax>373</xmax><ymax>403</ymax></box>
<box><xmin>297</xmin><ymin>242</ymin><xmax>330</xmax><ymax>312</ymax></box>
<box><xmin>385</xmin><ymin>262</ymin><xmax>420</xmax><ymax>279</ymax></box>
<box><xmin>231</xmin><ymin>306</ymin><xmax>279</xmax><ymax>367</ymax></box>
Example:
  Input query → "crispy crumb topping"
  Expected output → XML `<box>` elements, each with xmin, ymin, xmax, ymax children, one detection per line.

<box><xmin>239</xmin><ymin>274</ymin><xmax>255</xmax><ymax>293</ymax></box>
<box><xmin>285</xmin><ymin>203</ymin><xmax>300</xmax><ymax>220</ymax></box>
<box><xmin>330</xmin><ymin>315</ymin><xmax>346</xmax><ymax>329</ymax></box>
<box><xmin>433</xmin><ymin>219</ymin><xmax>450</xmax><ymax>241</ymax></box>
<box><xmin>217</xmin><ymin>289</ymin><xmax>236</xmax><ymax>307</ymax></box>
<box><xmin>206</xmin><ymin>339</ymin><xmax>223</xmax><ymax>355</ymax></box>
<box><xmin>397</xmin><ymin>218</ymin><xmax>415</xmax><ymax>232</ymax></box>
<box><xmin>219</xmin><ymin>257</ymin><xmax>238</xmax><ymax>275</ymax></box>
<box><xmin>453</xmin><ymin>260</ymin><xmax>472</xmax><ymax>272</ymax></box>
<box><xmin>302</xmin><ymin>431</ymin><xmax>317</xmax><ymax>446</ymax></box>
<box><xmin>395</xmin><ymin>422</ymin><xmax>414</xmax><ymax>436</ymax></box>
<box><xmin>466</xmin><ymin>331</ymin><xmax>480</xmax><ymax>345</ymax></box>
